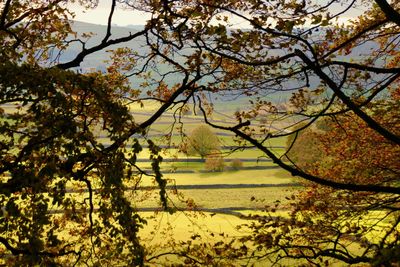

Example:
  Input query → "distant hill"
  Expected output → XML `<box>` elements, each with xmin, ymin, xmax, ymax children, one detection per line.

<box><xmin>62</xmin><ymin>21</ymin><xmax>380</xmax><ymax>109</ymax></box>
<box><xmin>60</xmin><ymin>21</ymin><xmax>301</xmax><ymax>107</ymax></box>
<box><xmin>60</xmin><ymin>21</ymin><xmax>146</xmax><ymax>72</ymax></box>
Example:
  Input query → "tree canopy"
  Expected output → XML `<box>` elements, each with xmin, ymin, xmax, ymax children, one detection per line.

<box><xmin>0</xmin><ymin>0</ymin><xmax>399</xmax><ymax>265</ymax></box>
<box><xmin>184</xmin><ymin>125</ymin><xmax>220</xmax><ymax>159</ymax></box>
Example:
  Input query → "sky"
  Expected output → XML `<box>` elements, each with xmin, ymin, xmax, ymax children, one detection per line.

<box><xmin>67</xmin><ymin>1</ymin><xmax>150</xmax><ymax>26</ymax></box>
<box><xmin>67</xmin><ymin>1</ymin><xmax>366</xmax><ymax>27</ymax></box>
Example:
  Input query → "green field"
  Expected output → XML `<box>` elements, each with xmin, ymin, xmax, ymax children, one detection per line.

<box><xmin>0</xmin><ymin>101</ymin><xmax>303</xmax><ymax>266</ymax></box>
<box><xmin>167</xmin><ymin>187</ymin><xmax>296</xmax><ymax>209</ymax></box>
<box><xmin>162</xmin><ymin>169</ymin><xmax>293</xmax><ymax>185</ymax></box>
<box><xmin>129</xmin><ymin>112</ymin><xmax>301</xmax><ymax>266</ymax></box>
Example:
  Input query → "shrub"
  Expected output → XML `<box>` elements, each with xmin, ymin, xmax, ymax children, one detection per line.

<box><xmin>230</xmin><ymin>158</ymin><xmax>243</xmax><ymax>170</ymax></box>
<box><xmin>204</xmin><ymin>152</ymin><xmax>225</xmax><ymax>172</ymax></box>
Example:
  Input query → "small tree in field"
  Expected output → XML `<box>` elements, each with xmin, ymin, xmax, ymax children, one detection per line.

<box><xmin>185</xmin><ymin>125</ymin><xmax>220</xmax><ymax>159</ymax></box>
<box><xmin>204</xmin><ymin>152</ymin><xmax>225</xmax><ymax>172</ymax></box>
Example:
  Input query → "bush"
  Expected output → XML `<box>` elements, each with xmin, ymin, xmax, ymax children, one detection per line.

<box><xmin>230</xmin><ymin>158</ymin><xmax>243</xmax><ymax>170</ymax></box>
<box><xmin>204</xmin><ymin>152</ymin><xmax>225</xmax><ymax>172</ymax></box>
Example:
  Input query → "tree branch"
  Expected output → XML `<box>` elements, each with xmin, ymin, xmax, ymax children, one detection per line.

<box><xmin>56</xmin><ymin>29</ymin><xmax>148</xmax><ymax>69</ymax></box>
<box><xmin>102</xmin><ymin>0</ymin><xmax>117</xmax><ymax>44</ymax></box>
<box><xmin>375</xmin><ymin>0</ymin><xmax>400</xmax><ymax>27</ymax></box>
<box><xmin>295</xmin><ymin>49</ymin><xmax>400</xmax><ymax>145</ymax></box>
<box><xmin>0</xmin><ymin>0</ymin><xmax>12</xmax><ymax>28</ymax></box>
<box><xmin>327</xmin><ymin>61</ymin><xmax>400</xmax><ymax>74</ymax></box>
<box><xmin>198</xmin><ymin>98</ymin><xmax>400</xmax><ymax>194</ymax></box>
<box><xmin>0</xmin><ymin>236</ymin><xmax>80</xmax><ymax>257</ymax></box>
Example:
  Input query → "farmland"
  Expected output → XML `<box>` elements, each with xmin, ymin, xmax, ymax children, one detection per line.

<box><xmin>117</xmin><ymin>102</ymin><xmax>301</xmax><ymax>261</ymax></box>
<box><xmin>3</xmin><ymin>100</ymin><xmax>394</xmax><ymax>266</ymax></box>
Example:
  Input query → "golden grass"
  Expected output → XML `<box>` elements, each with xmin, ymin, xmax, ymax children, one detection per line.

<box><xmin>140</xmin><ymin>211</ymin><xmax>249</xmax><ymax>244</ymax></box>
<box><xmin>161</xmin><ymin>169</ymin><xmax>293</xmax><ymax>186</ymax></box>
<box><xmin>134</xmin><ymin>187</ymin><xmax>297</xmax><ymax>210</ymax></box>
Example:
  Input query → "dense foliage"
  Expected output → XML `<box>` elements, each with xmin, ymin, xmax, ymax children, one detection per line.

<box><xmin>265</xmin><ymin>97</ymin><xmax>400</xmax><ymax>264</ymax></box>
<box><xmin>0</xmin><ymin>0</ymin><xmax>399</xmax><ymax>265</ymax></box>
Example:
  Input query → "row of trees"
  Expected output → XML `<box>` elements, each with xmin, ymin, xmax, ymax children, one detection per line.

<box><xmin>0</xmin><ymin>0</ymin><xmax>399</xmax><ymax>265</ymax></box>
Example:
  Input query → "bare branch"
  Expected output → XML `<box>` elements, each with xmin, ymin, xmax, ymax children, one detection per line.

<box><xmin>295</xmin><ymin>49</ymin><xmax>400</xmax><ymax>145</ymax></box>
<box><xmin>56</xmin><ymin>29</ymin><xmax>148</xmax><ymax>69</ymax></box>
<box><xmin>375</xmin><ymin>0</ymin><xmax>400</xmax><ymax>27</ymax></box>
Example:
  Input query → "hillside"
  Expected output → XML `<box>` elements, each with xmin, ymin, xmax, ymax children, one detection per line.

<box><xmin>60</xmin><ymin>21</ymin><xmax>146</xmax><ymax>72</ymax></box>
<box><xmin>62</xmin><ymin>21</ymin><xmax>380</xmax><ymax>110</ymax></box>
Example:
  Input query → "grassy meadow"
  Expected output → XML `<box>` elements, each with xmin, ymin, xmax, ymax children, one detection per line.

<box><xmin>0</xmin><ymin>100</ymin><xmax>301</xmax><ymax>265</ymax></box>
<box><xmin>5</xmin><ymin>99</ymin><xmax>390</xmax><ymax>266</ymax></box>
<box><xmin>119</xmin><ymin>105</ymin><xmax>304</xmax><ymax>264</ymax></box>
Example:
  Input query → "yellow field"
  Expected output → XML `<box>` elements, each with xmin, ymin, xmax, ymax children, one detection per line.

<box><xmin>161</xmin><ymin>169</ymin><xmax>294</xmax><ymax>186</ymax></box>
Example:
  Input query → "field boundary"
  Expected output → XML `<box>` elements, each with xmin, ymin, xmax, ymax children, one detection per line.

<box><xmin>66</xmin><ymin>183</ymin><xmax>301</xmax><ymax>193</ymax></box>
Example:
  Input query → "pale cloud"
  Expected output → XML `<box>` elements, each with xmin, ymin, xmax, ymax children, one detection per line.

<box><xmin>67</xmin><ymin>1</ymin><xmax>365</xmax><ymax>27</ymax></box>
<box><xmin>67</xmin><ymin>1</ymin><xmax>150</xmax><ymax>26</ymax></box>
